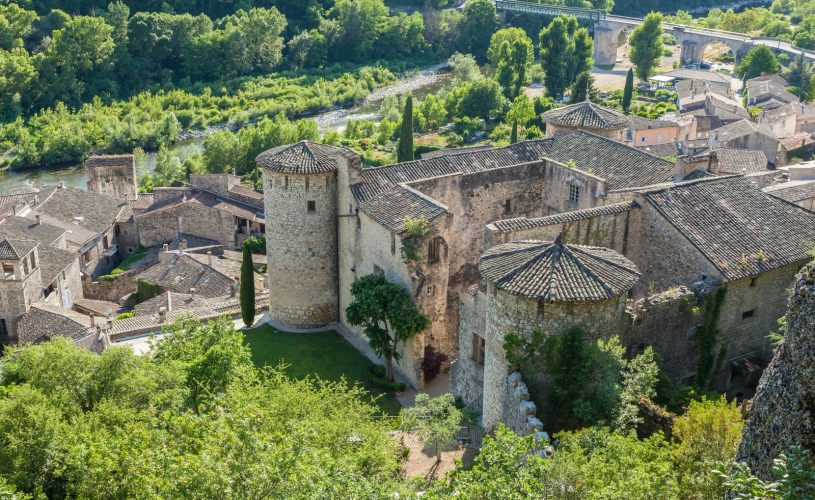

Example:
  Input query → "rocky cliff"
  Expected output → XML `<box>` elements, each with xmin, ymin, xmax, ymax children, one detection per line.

<box><xmin>736</xmin><ymin>263</ymin><xmax>815</xmax><ymax>479</ymax></box>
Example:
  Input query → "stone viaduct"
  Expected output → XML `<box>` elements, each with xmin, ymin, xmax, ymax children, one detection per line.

<box><xmin>494</xmin><ymin>0</ymin><xmax>815</xmax><ymax>66</ymax></box>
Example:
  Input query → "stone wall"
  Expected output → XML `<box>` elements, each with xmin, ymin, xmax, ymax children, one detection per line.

<box><xmin>735</xmin><ymin>263</ymin><xmax>815</xmax><ymax>479</ymax></box>
<box><xmin>82</xmin><ymin>268</ymin><xmax>140</xmax><ymax>304</ymax></box>
<box><xmin>85</xmin><ymin>155</ymin><xmax>138</xmax><ymax>202</ymax></box>
<box><xmin>264</xmin><ymin>169</ymin><xmax>338</xmax><ymax>328</ymax></box>
<box><xmin>502</xmin><ymin>372</ymin><xmax>545</xmax><ymax>436</ymax></box>
<box><xmin>451</xmin><ymin>288</ymin><xmax>487</xmax><ymax>409</ymax></box>
<box><xmin>0</xmin><ymin>255</ymin><xmax>43</xmax><ymax>341</ymax></box>
<box><xmin>76</xmin><ymin>226</ymin><xmax>119</xmax><ymax>278</ymax></box>
<box><xmin>116</xmin><ymin>220</ymin><xmax>140</xmax><ymax>256</ymax></box>
<box><xmin>137</xmin><ymin>203</ymin><xmax>236</xmax><ymax>250</ymax></box>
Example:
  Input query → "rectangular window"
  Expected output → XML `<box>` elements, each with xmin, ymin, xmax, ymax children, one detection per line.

<box><xmin>504</xmin><ymin>199</ymin><xmax>511</xmax><ymax>214</ymax></box>
<box><xmin>307</xmin><ymin>200</ymin><xmax>316</xmax><ymax>213</ymax></box>
<box><xmin>29</xmin><ymin>253</ymin><xmax>35</xmax><ymax>270</ymax></box>
<box><xmin>83</xmin><ymin>249</ymin><xmax>92</xmax><ymax>265</ymax></box>
<box><xmin>390</xmin><ymin>234</ymin><xmax>396</xmax><ymax>256</ymax></box>
<box><xmin>3</xmin><ymin>263</ymin><xmax>13</xmax><ymax>279</ymax></box>
<box><xmin>305</xmin><ymin>177</ymin><xmax>310</xmax><ymax>191</ymax></box>
<box><xmin>284</xmin><ymin>176</ymin><xmax>289</xmax><ymax>190</ymax></box>
<box><xmin>22</xmin><ymin>258</ymin><xmax>29</xmax><ymax>276</ymax></box>
<box><xmin>472</xmin><ymin>334</ymin><xmax>485</xmax><ymax>366</ymax></box>
<box><xmin>640</xmin><ymin>136</ymin><xmax>647</xmax><ymax>142</ymax></box>
<box><xmin>742</xmin><ymin>309</ymin><xmax>755</xmax><ymax>320</ymax></box>
<box><xmin>426</xmin><ymin>285</ymin><xmax>434</xmax><ymax>296</ymax></box>
<box><xmin>103</xmin><ymin>236</ymin><xmax>109</xmax><ymax>250</ymax></box>
<box><xmin>0</xmin><ymin>318</ymin><xmax>7</xmax><ymax>337</ymax></box>
<box><xmin>569</xmin><ymin>185</ymin><xmax>581</xmax><ymax>204</ymax></box>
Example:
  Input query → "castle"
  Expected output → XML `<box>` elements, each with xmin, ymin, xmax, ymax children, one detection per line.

<box><xmin>256</xmin><ymin>126</ymin><xmax>815</xmax><ymax>410</ymax></box>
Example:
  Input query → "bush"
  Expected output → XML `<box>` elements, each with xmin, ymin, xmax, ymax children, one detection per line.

<box><xmin>114</xmin><ymin>311</ymin><xmax>135</xmax><ymax>321</ymax></box>
<box><xmin>369</xmin><ymin>376</ymin><xmax>407</xmax><ymax>393</ymax></box>
<box><xmin>243</xmin><ymin>234</ymin><xmax>266</xmax><ymax>254</ymax></box>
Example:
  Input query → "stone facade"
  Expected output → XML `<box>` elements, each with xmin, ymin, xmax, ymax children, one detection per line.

<box><xmin>0</xmin><ymin>246</ymin><xmax>43</xmax><ymax>342</ymax></box>
<box><xmin>264</xmin><ymin>169</ymin><xmax>339</xmax><ymax>328</ymax></box>
<box><xmin>736</xmin><ymin>263</ymin><xmax>815</xmax><ymax>480</ymax></box>
<box><xmin>85</xmin><ymin>155</ymin><xmax>138</xmax><ymax>202</ymax></box>
<box><xmin>137</xmin><ymin>201</ymin><xmax>237</xmax><ymax>250</ymax></box>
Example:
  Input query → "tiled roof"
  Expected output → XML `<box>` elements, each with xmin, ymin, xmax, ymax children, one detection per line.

<box><xmin>136</xmin><ymin>252</ymin><xmax>235</xmax><ymax>298</ymax></box>
<box><xmin>479</xmin><ymin>239</ymin><xmax>641</xmax><ymax>302</ymax></box>
<box><xmin>643</xmin><ymin>176</ymin><xmax>815</xmax><ymax>281</ymax></box>
<box><xmin>38</xmin><ymin>244</ymin><xmax>77</xmax><ymax>285</ymax></box>
<box><xmin>712</xmin><ymin>119</ymin><xmax>776</xmax><ymax>142</ymax></box>
<box><xmin>0</xmin><ymin>235</ymin><xmax>37</xmax><ymax>260</ymax></box>
<box><xmin>540</xmin><ymin>101</ymin><xmax>629</xmax><ymax>130</ymax></box>
<box><xmin>763</xmin><ymin>181</ymin><xmax>815</xmax><ymax>203</ymax></box>
<box><xmin>714</xmin><ymin>147</ymin><xmax>768</xmax><ymax>174</ymax></box>
<box><xmin>358</xmin><ymin>186</ymin><xmax>448</xmax><ymax>233</ymax></box>
<box><xmin>421</xmin><ymin>145</ymin><xmax>493</xmax><ymax>159</ymax></box>
<box><xmin>132</xmin><ymin>193</ymin><xmax>154</xmax><ymax>210</ymax></box>
<box><xmin>353</xmin><ymin>131</ymin><xmax>673</xmax><ymax>231</ymax></box>
<box><xmin>490</xmin><ymin>202</ymin><xmax>637</xmax><ymax>233</ymax></box>
<box><xmin>133</xmin><ymin>291</ymin><xmax>213</xmax><ymax>316</ymax></box>
<box><xmin>636</xmin><ymin>142</ymin><xmax>680</xmax><ymax>158</ymax></box>
<box><xmin>676</xmin><ymin>79</ymin><xmax>731</xmax><ymax>101</ymax></box>
<box><xmin>779</xmin><ymin>133</ymin><xmax>815</xmax><ymax>151</ymax></box>
<box><xmin>17</xmin><ymin>304</ymin><xmax>92</xmax><ymax>344</ymax></box>
<box><xmin>138</xmin><ymin>190</ymin><xmax>264</xmax><ymax>222</ymax></box>
<box><xmin>73</xmin><ymin>298</ymin><xmax>122</xmax><ymax>318</ymax></box>
<box><xmin>0</xmin><ymin>216</ymin><xmax>64</xmax><ymax>246</ymax></box>
<box><xmin>746</xmin><ymin>75</ymin><xmax>798</xmax><ymax>105</ymax></box>
<box><xmin>681</xmin><ymin>169</ymin><xmax>715</xmax><ymax>181</ymax></box>
<box><xmin>228</xmin><ymin>183</ymin><xmax>263</xmax><ymax>201</ymax></box>
<box><xmin>31</xmin><ymin>186</ymin><xmax>126</xmax><ymax>242</ymax></box>
<box><xmin>256</xmin><ymin>140</ymin><xmax>351</xmax><ymax>174</ymax></box>
<box><xmin>706</xmin><ymin>94</ymin><xmax>750</xmax><ymax>119</ymax></box>
<box><xmin>628</xmin><ymin>115</ymin><xmax>678</xmax><ymax>130</ymax></box>
<box><xmin>0</xmin><ymin>191</ymin><xmax>39</xmax><ymax>210</ymax></box>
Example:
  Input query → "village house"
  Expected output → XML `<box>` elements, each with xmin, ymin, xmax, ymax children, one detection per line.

<box><xmin>709</xmin><ymin>119</ymin><xmax>782</xmax><ymax>166</ymax></box>
<box><xmin>625</xmin><ymin>114</ymin><xmax>697</xmax><ymax>146</ymax></box>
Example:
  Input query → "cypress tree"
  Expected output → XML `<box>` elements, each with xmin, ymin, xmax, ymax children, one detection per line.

<box><xmin>510</xmin><ymin>118</ymin><xmax>518</xmax><ymax>144</ymax></box>
<box><xmin>397</xmin><ymin>95</ymin><xmax>415</xmax><ymax>163</ymax></box>
<box><xmin>240</xmin><ymin>240</ymin><xmax>255</xmax><ymax>327</ymax></box>
<box><xmin>622</xmin><ymin>68</ymin><xmax>634</xmax><ymax>114</ymax></box>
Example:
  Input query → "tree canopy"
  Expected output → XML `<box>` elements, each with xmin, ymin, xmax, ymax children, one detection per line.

<box><xmin>629</xmin><ymin>12</ymin><xmax>664</xmax><ymax>81</ymax></box>
<box><xmin>736</xmin><ymin>45</ymin><xmax>781</xmax><ymax>80</ymax></box>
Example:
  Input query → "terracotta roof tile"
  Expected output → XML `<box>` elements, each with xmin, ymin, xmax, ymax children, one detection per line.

<box><xmin>479</xmin><ymin>239</ymin><xmax>640</xmax><ymax>302</ymax></box>
<box><xmin>256</xmin><ymin>140</ymin><xmax>352</xmax><ymax>174</ymax></box>
<box><xmin>490</xmin><ymin>202</ymin><xmax>637</xmax><ymax>233</ymax></box>
<box><xmin>540</xmin><ymin>101</ymin><xmax>629</xmax><ymax>130</ymax></box>
<box><xmin>643</xmin><ymin>176</ymin><xmax>815</xmax><ymax>280</ymax></box>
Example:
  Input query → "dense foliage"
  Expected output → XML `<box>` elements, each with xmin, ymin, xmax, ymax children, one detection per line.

<box><xmin>0</xmin><ymin>318</ymin><xmax>399</xmax><ymax>497</ymax></box>
<box><xmin>629</xmin><ymin>12</ymin><xmax>664</xmax><ymax>80</ymax></box>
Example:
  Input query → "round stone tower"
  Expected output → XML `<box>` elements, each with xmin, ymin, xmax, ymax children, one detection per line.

<box><xmin>477</xmin><ymin>238</ymin><xmax>641</xmax><ymax>429</ymax></box>
<box><xmin>256</xmin><ymin>140</ymin><xmax>349</xmax><ymax>328</ymax></box>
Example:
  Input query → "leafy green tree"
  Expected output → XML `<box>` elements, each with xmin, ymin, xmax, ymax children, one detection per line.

<box><xmin>673</xmin><ymin>396</ymin><xmax>744</xmax><ymax>499</ymax></box>
<box><xmin>569</xmin><ymin>27</ymin><xmax>594</xmax><ymax>83</ymax></box>
<box><xmin>346</xmin><ymin>273</ymin><xmax>430</xmax><ymax>382</ymax></box>
<box><xmin>622</xmin><ymin>67</ymin><xmax>635</xmax><ymax>113</ymax></box>
<box><xmin>629</xmin><ymin>12</ymin><xmax>664</xmax><ymax>81</ymax></box>
<box><xmin>785</xmin><ymin>53</ymin><xmax>813</xmax><ymax>100</ymax></box>
<box><xmin>221</xmin><ymin>7</ymin><xmax>287</xmax><ymax>74</ymax></box>
<box><xmin>400</xmin><ymin>393</ymin><xmax>462</xmax><ymax>463</ymax></box>
<box><xmin>488</xmin><ymin>28</ymin><xmax>534</xmax><ymax>97</ymax></box>
<box><xmin>0</xmin><ymin>4</ymin><xmax>37</xmax><ymax>50</ymax></box>
<box><xmin>324</xmin><ymin>0</ymin><xmax>388</xmax><ymax>63</ymax></box>
<box><xmin>448</xmin><ymin>78</ymin><xmax>507</xmax><ymax>119</ymax></box>
<box><xmin>240</xmin><ymin>241</ymin><xmax>256</xmax><ymax>328</ymax></box>
<box><xmin>540</xmin><ymin>16</ymin><xmax>572</xmax><ymax>99</ymax></box>
<box><xmin>286</xmin><ymin>29</ymin><xmax>327</xmax><ymax>70</ymax></box>
<box><xmin>397</xmin><ymin>95</ymin><xmax>415</xmax><ymax>163</ymax></box>
<box><xmin>736</xmin><ymin>45</ymin><xmax>780</xmax><ymax>80</ymax></box>
<box><xmin>459</xmin><ymin>0</ymin><xmax>499</xmax><ymax>59</ymax></box>
<box><xmin>0</xmin><ymin>48</ymin><xmax>36</xmax><ymax>120</ymax></box>
<box><xmin>721</xmin><ymin>447</ymin><xmax>815</xmax><ymax>499</ymax></box>
<box><xmin>448</xmin><ymin>52</ymin><xmax>481</xmax><ymax>85</ymax></box>
<box><xmin>569</xmin><ymin>71</ymin><xmax>597</xmax><ymax>103</ymax></box>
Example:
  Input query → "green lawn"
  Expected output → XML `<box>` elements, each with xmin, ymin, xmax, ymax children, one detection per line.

<box><xmin>243</xmin><ymin>325</ymin><xmax>402</xmax><ymax>415</ymax></box>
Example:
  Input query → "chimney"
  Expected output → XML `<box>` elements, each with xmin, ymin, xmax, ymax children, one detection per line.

<box><xmin>207</xmin><ymin>250</ymin><xmax>212</xmax><ymax>266</ymax></box>
<box><xmin>158</xmin><ymin>307</ymin><xmax>167</xmax><ymax>323</ymax></box>
<box><xmin>167</xmin><ymin>292</ymin><xmax>172</xmax><ymax>312</ymax></box>
<box><xmin>34</xmin><ymin>214</ymin><xmax>40</xmax><ymax>225</ymax></box>
<box><xmin>189</xmin><ymin>287</ymin><xmax>196</xmax><ymax>299</ymax></box>
<box><xmin>89</xmin><ymin>313</ymin><xmax>95</xmax><ymax>327</ymax></box>
<box><xmin>180</xmin><ymin>239</ymin><xmax>187</xmax><ymax>251</ymax></box>
<box><xmin>162</xmin><ymin>243</ymin><xmax>169</xmax><ymax>252</ymax></box>
<box><xmin>230</xmin><ymin>284</ymin><xmax>236</xmax><ymax>298</ymax></box>
<box><xmin>59</xmin><ymin>181</ymin><xmax>65</xmax><ymax>189</ymax></box>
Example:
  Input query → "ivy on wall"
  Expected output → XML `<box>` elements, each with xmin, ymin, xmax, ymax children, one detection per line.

<box><xmin>695</xmin><ymin>287</ymin><xmax>727</xmax><ymax>388</ymax></box>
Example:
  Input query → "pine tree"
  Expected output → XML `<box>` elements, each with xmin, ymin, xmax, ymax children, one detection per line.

<box><xmin>510</xmin><ymin>118</ymin><xmax>518</xmax><ymax>144</ymax></box>
<box><xmin>397</xmin><ymin>95</ymin><xmax>414</xmax><ymax>163</ymax></box>
<box><xmin>240</xmin><ymin>241</ymin><xmax>255</xmax><ymax>328</ymax></box>
<box><xmin>622</xmin><ymin>68</ymin><xmax>634</xmax><ymax>113</ymax></box>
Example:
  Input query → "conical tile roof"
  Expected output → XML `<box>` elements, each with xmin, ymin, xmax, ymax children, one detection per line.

<box><xmin>540</xmin><ymin>101</ymin><xmax>629</xmax><ymax>130</ymax></box>
<box><xmin>256</xmin><ymin>140</ymin><xmax>348</xmax><ymax>174</ymax></box>
<box><xmin>479</xmin><ymin>239</ymin><xmax>640</xmax><ymax>302</ymax></box>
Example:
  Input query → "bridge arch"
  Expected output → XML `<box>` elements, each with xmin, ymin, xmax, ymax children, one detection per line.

<box><xmin>676</xmin><ymin>33</ymin><xmax>747</xmax><ymax>66</ymax></box>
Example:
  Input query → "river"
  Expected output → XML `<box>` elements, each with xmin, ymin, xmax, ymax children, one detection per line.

<box><xmin>0</xmin><ymin>65</ymin><xmax>451</xmax><ymax>195</ymax></box>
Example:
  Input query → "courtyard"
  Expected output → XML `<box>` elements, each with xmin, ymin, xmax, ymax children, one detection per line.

<box><xmin>243</xmin><ymin>325</ymin><xmax>402</xmax><ymax>415</ymax></box>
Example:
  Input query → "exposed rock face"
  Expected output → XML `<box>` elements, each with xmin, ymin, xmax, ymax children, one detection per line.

<box><xmin>736</xmin><ymin>263</ymin><xmax>815</xmax><ymax>479</ymax></box>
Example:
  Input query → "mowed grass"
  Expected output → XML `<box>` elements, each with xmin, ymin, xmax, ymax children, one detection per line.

<box><xmin>243</xmin><ymin>325</ymin><xmax>402</xmax><ymax>415</ymax></box>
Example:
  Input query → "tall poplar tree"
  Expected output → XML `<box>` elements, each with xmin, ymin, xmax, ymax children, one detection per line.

<box><xmin>622</xmin><ymin>68</ymin><xmax>634</xmax><ymax>113</ymax></box>
<box><xmin>240</xmin><ymin>240</ymin><xmax>255</xmax><ymax>327</ymax></box>
<box><xmin>510</xmin><ymin>118</ymin><xmax>518</xmax><ymax>144</ymax></box>
<box><xmin>397</xmin><ymin>95</ymin><xmax>414</xmax><ymax>163</ymax></box>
